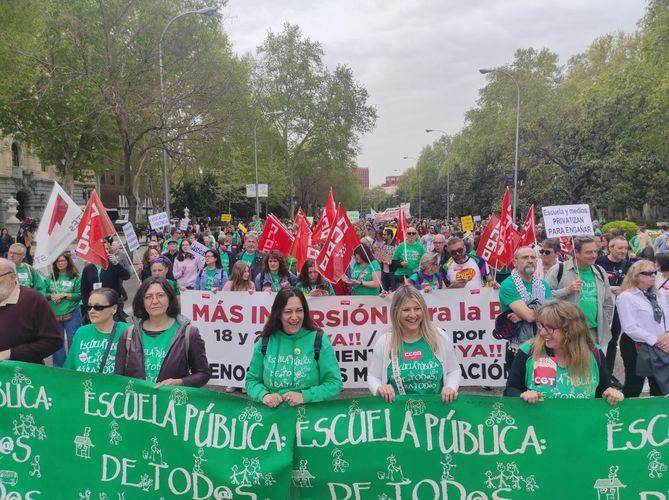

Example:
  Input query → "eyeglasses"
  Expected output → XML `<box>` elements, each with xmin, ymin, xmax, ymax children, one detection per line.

<box><xmin>450</xmin><ymin>247</ymin><xmax>465</xmax><ymax>255</ymax></box>
<box><xmin>85</xmin><ymin>304</ymin><xmax>115</xmax><ymax>311</ymax></box>
<box><xmin>0</xmin><ymin>271</ymin><xmax>15</xmax><ymax>279</ymax></box>
<box><xmin>144</xmin><ymin>293</ymin><xmax>168</xmax><ymax>302</ymax></box>
<box><xmin>538</xmin><ymin>323</ymin><xmax>559</xmax><ymax>335</ymax></box>
<box><xmin>639</xmin><ymin>271</ymin><xmax>657</xmax><ymax>277</ymax></box>
<box><xmin>7</xmin><ymin>251</ymin><xmax>24</xmax><ymax>257</ymax></box>
<box><xmin>406</xmin><ymin>232</ymin><xmax>417</xmax><ymax>235</ymax></box>
<box><xmin>539</xmin><ymin>249</ymin><xmax>554</xmax><ymax>255</ymax></box>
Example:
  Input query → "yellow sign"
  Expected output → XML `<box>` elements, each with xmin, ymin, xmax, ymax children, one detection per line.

<box><xmin>237</xmin><ymin>222</ymin><xmax>247</xmax><ymax>234</ymax></box>
<box><xmin>220</xmin><ymin>213</ymin><xmax>232</xmax><ymax>222</ymax></box>
<box><xmin>461</xmin><ymin>215</ymin><xmax>474</xmax><ymax>232</ymax></box>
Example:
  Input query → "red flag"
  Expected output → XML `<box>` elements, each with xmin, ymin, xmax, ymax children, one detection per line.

<box><xmin>496</xmin><ymin>187</ymin><xmax>516</xmax><ymax>268</ymax></box>
<box><xmin>294</xmin><ymin>208</ymin><xmax>309</xmax><ymax>227</ymax></box>
<box><xmin>395</xmin><ymin>204</ymin><xmax>408</xmax><ymax>244</ymax></box>
<box><xmin>477</xmin><ymin>215</ymin><xmax>505</xmax><ymax>271</ymax></box>
<box><xmin>76</xmin><ymin>190</ymin><xmax>116</xmax><ymax>269</ymax></box>
<box><xmin>258</xmin><ymin>214</ymin><xmax>294</xmax><ymax>255</ymax></box>
<box><xmin>559</xmin><ymin>236</ymin><xmax>573</xmax><ymax>255</ymax></box>
<box><xmin>289</xmin><ymin>215</ymin><xmax>318</xmax><ymax>272</ymax></box>
<box><xmin>316</xmin><ymin>203</ymin><xmax>360</xmax><ymax>283</ymax></box>
<box><xmin>312</xmin><ymin>188</ymin><xmax>336</xmax><ymax>244</ymax></box>
<box><xmin>518</xmin><ymin>204</ymin><xmax>536</xmax><ymax>247</ymax></box>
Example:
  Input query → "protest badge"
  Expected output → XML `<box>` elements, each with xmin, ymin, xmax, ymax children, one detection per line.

<box><xmin>178</xmin><ymin>218</ymin><xmax>189</xmax><ymax>231</ymax></box>
<box><xmin>148</xmin><ymin>212</ymin><xmax>170</xmax><ymax>230</ymax></box>
<box><xmin>461</xmin><ymin>215</ymin><xmax>474</xmax><ymax>232</ymax></box>
<box><xmin>122</xmin><ymin>222</ymin><xmax>140</xmax><ymax>252</ymax></box>
<box><xmin>541</xmin><ymin>204</ymin><xmax>594</xmax><ymax>238</ymax></box>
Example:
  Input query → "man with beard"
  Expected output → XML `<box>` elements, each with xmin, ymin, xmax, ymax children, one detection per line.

<box><xmin>498</xmin><ymin>247</ymin><xmax>552</xmax><ymax>370</ymax></box>
<box><xmin>0</xmin><ymin>258</ymin><xmax>62</xmax><ymax>363</ymax></box>
<box><xmin>236</xmin><ymin>231</ymin><xmax>266</xmax><ymax>281</ymax></box>
<box><xmin>443</xmin><ymin>236</ymin><xmax>499</xmax><ymax>289</ymax></box>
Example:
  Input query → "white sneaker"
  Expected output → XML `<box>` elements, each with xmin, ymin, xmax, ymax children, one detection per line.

<box><xmin>224</xmin><ymin>386</ymin><xmax>237</xmax><ymax>393</ymax></box>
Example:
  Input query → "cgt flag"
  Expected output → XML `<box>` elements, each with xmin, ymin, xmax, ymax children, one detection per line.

<box><xmin>316</xmin><ymin>203</ymin><xmax>360</xmax><ymax>283</ymax></box>
<box><xmin>76</xmin><ymin>190</ymin><xmax>115</xmax><ymax>269</ymax></box>
<box><xmin>312</xmin><ymin>187</ymin><xmax>336</xmax><ymax>244</ymax></box>
<box><xmin>258</xmin><ymin>214</ymin><xmax>294</xmax><ymax>255</ymax></box>
<box><xmin>33</xmin><ymin>182</ymin><xmax>83</xmax><ymax>269</ymax></box>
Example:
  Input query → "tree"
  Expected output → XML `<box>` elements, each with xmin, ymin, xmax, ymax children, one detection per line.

<box><xmin>252</xmin><ymin>23</ymin><xmax>377</xmax><ymax>217</ymax></box>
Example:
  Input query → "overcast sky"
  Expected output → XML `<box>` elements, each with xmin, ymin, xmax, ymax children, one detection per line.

<box><xmin>223</xmin><ymin>1</ymin><xmax>647</xmax><ymax>186</ymax></box>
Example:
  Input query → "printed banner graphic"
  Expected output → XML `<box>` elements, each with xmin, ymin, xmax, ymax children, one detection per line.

<box><xmin>0</xmin><ymin>362</ymin><xmax>666</xmax><ymax>499</ymax></box>
<box><xmin>181</xmin><ymin>289</ymin><xmax>507</xmax><ymax>388</ymax></box>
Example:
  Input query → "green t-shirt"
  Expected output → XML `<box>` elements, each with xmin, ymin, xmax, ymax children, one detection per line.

<box><xmin>387</xmin><ymin>338</ymin><xmax>443</xmax><ymax>395</ymax></box>
<box><xmin>142</xmin><ymin>321</ymin><xmax>178</xmax><ymax>384</ymax></box>
<box><xmin>392</xmin><ymin>242</ymin><xmax>425</xmax><ymax>277</ymax></box>
<box><xmin>220</xmin><ymin>252</ymin><xmax>230</xmax><ymax>273</ymax></box>
<box><xmin>351</xmin><ymin>260</ymin><xmax>381</xmax><ymax>295</ymax></box>
<box><xmin>65</xmin><ymin>321</ymin><xmax>130</xmax><ymax>374</ymax></box>
<box><xmin>241</xmin><ymin>252</ymin><xmax>255</xmax><ymax>266</ymax></box>
<box><xmin>16</xmin><ymin>263</ymin><xmax>45</xmax><ymax>293</ymax></box>
<box><xmin>45</xmin><ymin>273</ymin><xmax>82</xmax><ymax>316</ymax></box>
<box><xmin>519</xmin><ymin>341</ymin><xmax>600</xmax><ymax>399</ymax></box>
<box><xmin>167</xmin><ymin>279</ymin><xmax>180</xmax><ymax>297</ymax></box>
<box><xmin>204</xmin><ymin>268</ymin><xmax>217</xmax><ymax>291</ymax></box>
<box><xmin>578</xmin><ymin>266</ymin><xmax>598</xmax><ymax>329</ymax></box>
<box><xmin>499</xmin><ymin>277</ymin><xmax>552</xmax><ymax>311</ymax></box>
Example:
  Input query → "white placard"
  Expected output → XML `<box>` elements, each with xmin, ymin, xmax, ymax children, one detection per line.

<box><xmin>122</xmin><ymin>222</ymin><xmax>140</xmax><ymax>252</ymax></box>
<box><xmin>179</xmin><ymin>218</ymin><xmax>190</xmax><ymax>231</ymax></box>
<box><xmin>245</xmin><ymin>184</ymin><xmax>268</xmax><ymax>198</ymax></box>
<box><xmin>188</xmin><ymin>240</ymin><xmax>209</xmax><ymax>263</ymax></box>
<box><xmin>148</xmin><ymin>212</ymin><xmax>170</xmax><ymax>230</ymax></box>
<box><xmin>181</xmin><ymin>288</ymin><xmax>504</xmax><ymax>388</ymax></box>
<box><xmin>541</xmin><ymin>204</ymin><xmax>594</xmax><ymax>238</ymax></box>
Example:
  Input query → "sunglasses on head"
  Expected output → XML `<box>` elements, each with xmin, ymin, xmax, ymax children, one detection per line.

<box><xmin>85</xmin><ymin>304</ymin><xmax>115</xmax><ymax>311</ymax></box>
<box><xmin>639</xmin><ymin>271</ymin><xmax>657</xmax><ymax>277</ymax></box>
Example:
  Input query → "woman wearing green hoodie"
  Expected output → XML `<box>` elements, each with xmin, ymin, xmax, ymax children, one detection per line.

<box><xmin>246</xmin><ymin>287</ymin><xmax>343</xmax><ymax>407</ymax></box>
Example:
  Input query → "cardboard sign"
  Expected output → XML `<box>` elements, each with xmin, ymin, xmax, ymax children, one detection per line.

<box><xmin>188</xmin><ymin>240</ymin><xmax>209</xmax><ymax>262</ymax></box>
<box><xmin>178</xmin><ymin>218</ymin><xmax>189</xmax><ymax>231</ymax></box>
<box><xmin>148</xmin><ymin>212</ymin><xmax>170</xmax><ymax>230</ymax></box>
<box><xmin>220</xmin><ymin>213</ymin><xmax>232</xmax><ymax>222</ymax></box>
<box><xmin>541</xmin><ymin>204</ymin><xmax>594</xmax><ymax>238</ymax></box>
<box><xmin>122</xmin><ymin>222</ymin><xmax>140</xmax><ymax>252</ymax></box>
<box><xmin>461</xmin><ymin>215</ymin><xmax>474</xmax><ymax>232</ymax></box>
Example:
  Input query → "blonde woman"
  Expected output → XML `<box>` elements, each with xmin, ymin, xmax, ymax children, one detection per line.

<box><xmin>504</xmin><ymin>300</ymin><xmax>624</xmax><ymax>404</ymax></box>
<box><xmin>406</xmin><ymin>252</ymin><xmax>444</xmax><ymax>292</ymax></box>
<box><xmin>616</xmin><ymin>260</ymin><xmax>669</xmax><ymax>396</ymax></box>
<box><xmin>367</xmin><ymin>285</ymin><xmax>460</xmax><ymax>402</ymax></box>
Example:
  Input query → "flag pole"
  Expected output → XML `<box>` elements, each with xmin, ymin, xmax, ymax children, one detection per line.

<box><xmin>114</xmin><ymin>231</ymin><xmax>142</xmax><ymax>284</ymax></box>
<box><xmin>359</xmin><ymin>243</ymin><xmax>386</xmax><ymax>293</ymax></box>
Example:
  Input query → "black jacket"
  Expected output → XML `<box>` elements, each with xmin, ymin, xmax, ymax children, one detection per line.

<box><xmin>235</xmin><ymin>250</ymin><xmax>266</xmax><ymax>281</ymax></box>
<box><xmin>81</xmin><ymin>262</ymin><xmax>131</xmax><ymax>308</ymax></box>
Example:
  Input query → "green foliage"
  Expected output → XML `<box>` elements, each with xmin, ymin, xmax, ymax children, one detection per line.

<box><xmin>602</xmin><ymin>220</ymin><xmax>638</xmax><ymax>239</ymax></box>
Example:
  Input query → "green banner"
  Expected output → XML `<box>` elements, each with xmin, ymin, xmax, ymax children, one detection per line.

<box><xmin>0</xmin><ymin>362</ymin><xmax>667</xmax><ymax>499</ymax></box>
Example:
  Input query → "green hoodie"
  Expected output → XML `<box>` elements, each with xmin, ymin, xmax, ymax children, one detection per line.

<box><xmin>246</xmin><ymin>327</ymin><xmax>343</xmax><ymax>404</ymax></box>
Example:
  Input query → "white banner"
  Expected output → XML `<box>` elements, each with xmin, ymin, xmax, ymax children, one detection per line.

<box><xmin>181</xmin><ymin>288</ymin><xmax>506</xmax><ymax>389</ymax></box>
<box><xmin>541</xmin><ymin>204</ymin><xmax>594</xmax><ymax>238</ymax></box>
<box><xmin>122</xmin><ymin>222</ymin><xmax>140</xmax><ymax>252</ymax></box>
<box><xmin>245</xmin><ymin>184</ymin><xmax>268</xmax><ymax>198</ymax></box>
<box><xmin>148</xmin><ymin>211</ymin><xmax>170</xmax><ymax>230</ymax></box>
<box><xmin>371</xmin><ymin>203</ymin><xmax>411</xmax><ymax>222</ymax></box>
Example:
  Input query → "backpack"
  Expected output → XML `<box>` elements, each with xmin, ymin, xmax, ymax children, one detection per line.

<box><xmin>556</xmin><ymin>262</ymin><xmax>605</xmax><ymax>284</ymax></box>
<box><xmin>261</xmin><ymin>329</ymin><xmax>324</xmax><ymax>362</ymax></box>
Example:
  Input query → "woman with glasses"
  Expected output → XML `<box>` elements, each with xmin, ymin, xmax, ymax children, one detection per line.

<box><xmin>65</xmin><ymin>288</ymin><xmax>129</xmax><ymax>374</ymax></box>
<box><xmin>616</xmin><ymin>261</ymin><xmax>669</xmax><ymax>396</ymax></box>
<box><xmin>504</xmin><ymin>300</ymin><xmax>624</xmax><ymax>404</ymax></box>
<box><xmin>115</xmin><ymin>277</ymin><xmax>210</xmax><ymax>387</ymax></box>
<box><xmin>195</xmin><ymin>248</ymin><xmax>228</xmax><ymax>293</ymax></box>
<box><xmin>537</xmin><ymin>238</ymin><xmax>561</xmax><ymax>278</ymax></box>
<box><xmin>368</xmin><ymin>285</ymin><xmax>460</xmax><ymax>403</ymax></box>
<box><xmin>173</xmin><ymin>239</ymin><xmax>201</xmax><ymax>290</ymax></box>
<box><xmin>45</xmin><ymin>252</ymin><xmax>82</xmax><ymax>367</ymax></box>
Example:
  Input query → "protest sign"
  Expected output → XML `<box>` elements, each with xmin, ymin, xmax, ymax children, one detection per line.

<box><xmin>148</xmin><ymin>212</ymin><xmax>170</xmax><ymax>230</ymax></box>
<box><xmin>541</xmin><ymin>204</ymin><xmax>594</xmax><ymax>238</ymax></box>
<box><xmin>346</xmin><ymin>211</ymin><xmax>360</xmax><ymax>223</ymax></box>
<box><xmin>1</xmin><ymin>361</ymin><xmax>665</xmax><ymax>498</ymax></box>
<box><xmin>220</xmin><ymin>214</ymin><xmax>232</xmax><ymax>222</ymax></box>
<box><xmin>461</xmin><ymin>215</ymin><xmax>474</xmax><ymax>232</ymax></box>
<box><xmin>181</xmin><ymin>289</ymin><xmax>506</xmax><ymax>388</ymax></box>
<box><xmin>178</xmin><ymin>218</ymin><xmax>189</xmax><ymax>231</ymax></box>
<box><xmin>188</xmin><ymin>240</ymin><xmax>209</xmax><ymax>263</ymax></box>
<box><xmin>122</xmin><ymin>222</ymin><xmax>140</xmax><ymax>252</ymax></box>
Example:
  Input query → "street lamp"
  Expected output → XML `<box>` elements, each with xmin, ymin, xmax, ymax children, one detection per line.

<box><xmin>253</xmin><ymin>111</ymin><xmax>283</xmax><ymax>218</ymax></box>
<box><xmin>425</xmin><ymin>128</ymin><xmax>450</xmax><ymax>222</ymax></box>
<box><xmin>158</xmin><ymin>6</ymin><xmax>217</xmax><ymax>216</ymax></box>
<box><xmin>402</xmin><ymin>156</ymin><xmax>421</xmax><ymax>220</ymax></box>
<box><xmin>479</xmin><ymin>68</ymin><xmax>521</xmax><ymax>222</ymax></box>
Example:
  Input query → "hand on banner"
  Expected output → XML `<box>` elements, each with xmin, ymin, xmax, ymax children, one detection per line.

<box><xmin>377</xmin><ymin>384</ymin><xmax>396</xmax><ymax>403</ymax></box>
<box><xmin>262</xmin><ymin>393</ymin><xmax>283</xmax><ymax>408</ymax></box>
<box><xmin>154</xmin><ymin>378</ymin><xmax>183</xmax><ymax>389</ymax></box>
<box><xmin>449</xmin><ymin>279</ymin><xmax>467</xmax><ymax>289</ymax></box>
<box><xmin>0</xmin><ymin>349</ymin><xmax>10</xmax><ymax>361</ymax></box>
<box><xmin>602</xmin><ymin>387</ymin><xmax>625</xmax><ymax>406</ymax></box>
<box><xmin>488</xmin><ymin>280</ymin><xmax>501</xmax><ymax>290</ymax></box>
<box><xmin>441</xmin><ymin>386</ymin><xmax>458</xmax><ymax>404</ymax></box>
<box><xmin>566</xmin><ymin>280</ymin><xmax>583</xmax><ymax>295</ymax></box>
<box><xmin>520</xmin><ymin>390</ymin><xmax>544</xmax><ymax>404</ymax></box>
<box><xmin>283</xmin><ymin>391</ymin><xmax>304</xmax><ymax>406</ymax></box>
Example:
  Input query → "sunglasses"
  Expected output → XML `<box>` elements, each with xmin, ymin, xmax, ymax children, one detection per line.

<box><xmin>539</xmin><ymin>249</ymin><xmax>553</xmax><ymax>255</ymax></box>
<box><xmin>85</xmin><ymin>304</ymin><xmax>115</xmax><ymax>311</ymax></box>
<box><xmin>639</xmin><ymin>271</ymin><xmax>657</xmax><ymax>277</ymax></box>
<box><xmin>450</xmin><ymin>247</ymin><xmax>465</xmax><ymax>255</ymax></box>
<box><xmin>407</xmin><ymin>232</ymin><xmax>417</xmax><ymax>235</ymax></box>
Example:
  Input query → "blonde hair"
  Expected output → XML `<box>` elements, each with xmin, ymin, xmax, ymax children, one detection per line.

<box><xmin>419</xmin><ymin>252</ymin><xmax>439</xmax><ymax>272</ymax></box>
<box><xmin>388</xmin><ymin>285</ymin><xmax>439</xmax><ymax>356</ymax></box>
<box><xmin>620</xmin><ymin>259</ymin><xmax>657</xmax><ymax>294</ymax></box>
<box><xmin>533</xmin><ymin>301</ymin><xmax>596</xmax><ymax>387</ymax></box>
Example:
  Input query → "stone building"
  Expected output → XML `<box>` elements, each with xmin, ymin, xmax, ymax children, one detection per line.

<box><xmin>0</xmin><ymin>136</ymin><xmax>94</xmax><ymax>226</ymax></box>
